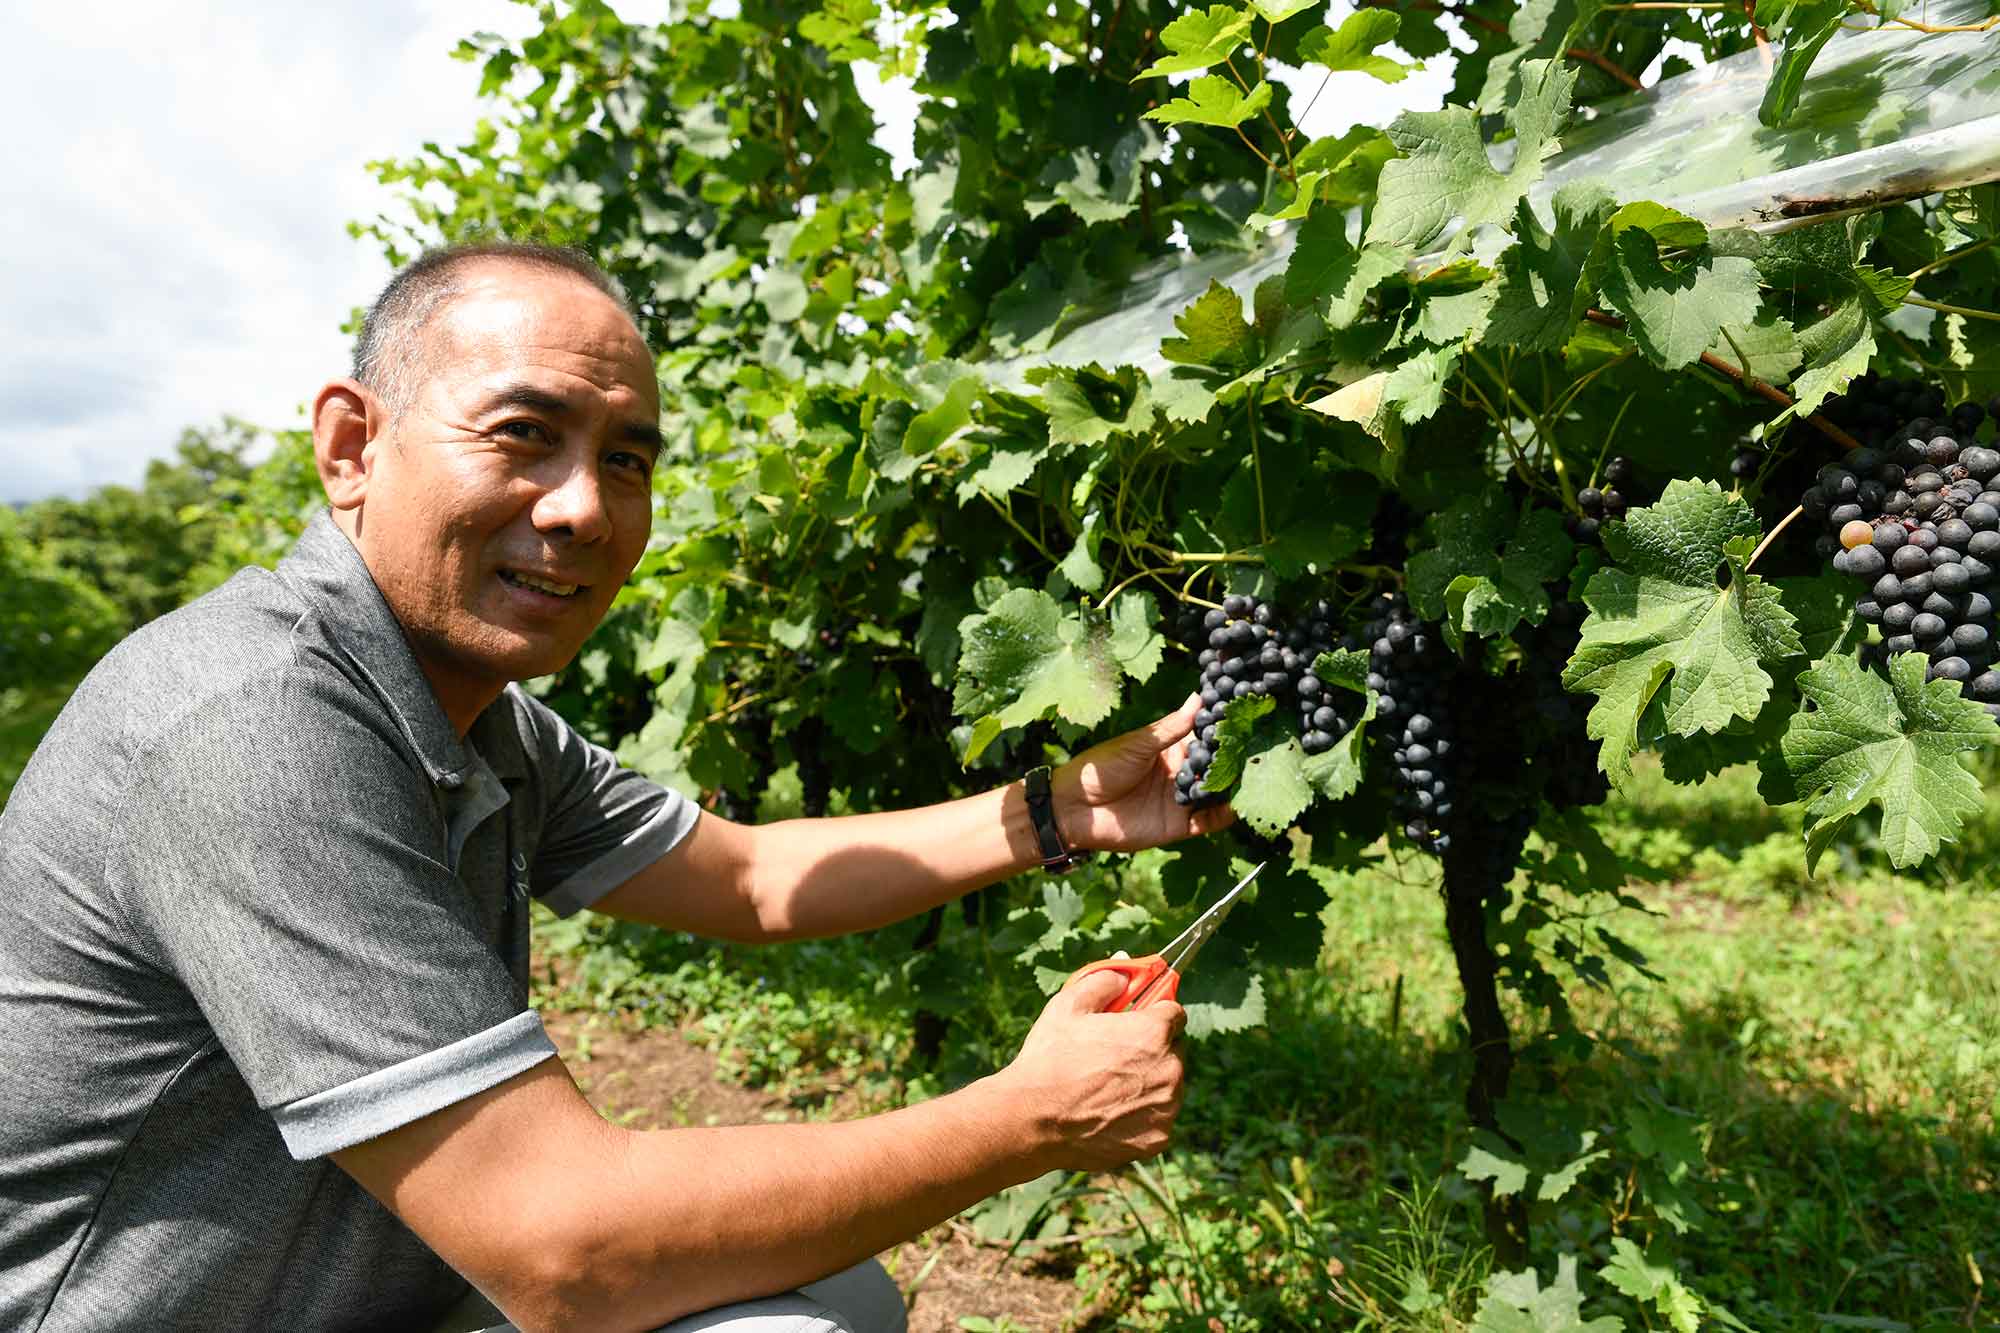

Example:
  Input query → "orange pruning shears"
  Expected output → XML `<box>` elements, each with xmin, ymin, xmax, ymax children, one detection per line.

<box><xmin>1065</xmin><ymin>863</ymin><xmax>1265</xmax><ymax>1012</ymax></box>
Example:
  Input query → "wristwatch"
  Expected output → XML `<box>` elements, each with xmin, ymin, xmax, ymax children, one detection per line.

<box><xmin>1023</xmin><ymin>765</ymin><xmax>1088</xmax><ymax>873</ymax></box>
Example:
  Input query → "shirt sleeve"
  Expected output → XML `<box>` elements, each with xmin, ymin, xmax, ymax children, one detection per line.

<box><xmin>114</xmin><ymin>669</ymin><xmax>556</xmax><ymax>1162</ymax></box>
<box><xmin>509</xmin><ymin>688</ymin><xmax>699</xmax><ymax>917</ymax></box>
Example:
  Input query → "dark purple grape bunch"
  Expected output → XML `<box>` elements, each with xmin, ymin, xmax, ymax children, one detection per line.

<box><xmin>1804</xmin><ymin>414</ymin><xmax>2000</xmax><ymax>715</ymax></box>
<box><xmin>1176</xmin><ymin>594</ymin><xmax>1284</xmax><ymax>807</ymax></box>
<box><xmin>1174</xmin><ymin>594</ymin><xmax>1364</xmax><ymax>807</ymax></box>
<box><xmin>1565</xmin><ymin>456</ymin><xmax>1642</xmax><ymax>544</ymax></box>
<box><xmin>1360</xmin><ymin>592</ymin><xmax>1460</xmax><ymax>853</ymax></box>
<box><xmin>1823</xmin><ymin>372</ymin><xmax>1950</xmax><ymax>450</ymax></box>
<box><xmin>1285</xmin><ymin>599</ymin><xmax>1353</xmax><ymax>758</ymax></box>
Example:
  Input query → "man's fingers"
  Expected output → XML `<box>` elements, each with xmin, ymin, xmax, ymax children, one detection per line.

<box><xmin>1062</xmin><ymin>968</ymin><xmax>1131</xmax><ymax>1013</ymax></box>
<box><xmin>1190</xmin><ymin>804</ymin><xmax>1236</xmax><ymax>837</ymax></box>
<box><xmin>1147</xmin><ymin>695</ymin><xmax>1200</xmax><ymax>749</ymax></box>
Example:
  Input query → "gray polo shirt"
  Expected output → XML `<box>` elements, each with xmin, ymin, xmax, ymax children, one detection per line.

<box><xmin>0</xmin><ymin>510</ymin><xmax>697</xmax><ymax>1330</ymax></box>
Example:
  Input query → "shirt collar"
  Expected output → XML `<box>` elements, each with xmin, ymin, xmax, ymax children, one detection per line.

<box><xmin>277</xmin><ymin>508</ymin><xmax>479</xmax><ymax>791</ymax></box>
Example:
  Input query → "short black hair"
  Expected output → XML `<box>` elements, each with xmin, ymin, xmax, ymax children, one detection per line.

<box><xmin>352</xmin><ymin>241</ymin><xmax>638</xmax><ymax>416</ymax></box>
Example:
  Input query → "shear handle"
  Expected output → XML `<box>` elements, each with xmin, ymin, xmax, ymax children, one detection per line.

<box><xmin>1066</xmin><ymin>954</ymin><xmax>1178</xmax><ymax>1011</ymax></box>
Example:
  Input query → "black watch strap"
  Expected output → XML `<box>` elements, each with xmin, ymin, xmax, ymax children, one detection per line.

<box><xmin>1024</xmin><ymin>766</ymin><xmax>1087</xmax><ymax>873</ymax></box>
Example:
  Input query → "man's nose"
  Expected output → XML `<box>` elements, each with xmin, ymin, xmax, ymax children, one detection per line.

<box><xmin>532</xmin><ymin>454</ymin><xmax>612</xmax><ymax>543</ymax></box>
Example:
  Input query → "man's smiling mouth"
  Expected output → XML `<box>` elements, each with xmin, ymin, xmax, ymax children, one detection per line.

<box><xmin>499</xmin><ymin>569</ymin><xmax>583</xmax><ymax>598</ymax></box>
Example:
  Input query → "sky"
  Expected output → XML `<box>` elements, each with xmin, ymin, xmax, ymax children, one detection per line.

<box><xmin>2</xmin><ymin>1</ymin><xmax>1453</xmax><ymax>506</ymax></box>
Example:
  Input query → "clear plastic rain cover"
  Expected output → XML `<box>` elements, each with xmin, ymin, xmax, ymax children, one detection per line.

<box><xmin>987</xmin><ymin>0</ymin><xmax>2000</xmax><ymax>389</ymax></box>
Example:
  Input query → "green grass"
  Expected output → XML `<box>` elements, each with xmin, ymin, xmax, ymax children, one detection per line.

<box><xmin>533</xmin><ymin>765</ymin><xmax>2000</xmax><ymax>1329</ymax></box>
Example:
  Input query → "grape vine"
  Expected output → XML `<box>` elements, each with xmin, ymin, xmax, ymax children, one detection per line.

<box><xmin>369</xmin><ymin>0</ymin><xmax>2000</xmax><ymax>1309</ymax></box>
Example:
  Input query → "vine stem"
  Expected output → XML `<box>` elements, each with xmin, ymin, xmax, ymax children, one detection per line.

<box><xmin>1583</xmin><ymin>309</ymin><xmax>1863</xmax><ymax>451</ymax></box>
<box><xmin>1905</xmin><ymin>236</ymin><xmax>1998</xmax><ymax>281</ymax></box>
<box><xmin>1905</xmin><ymin>294</ymin><xmax>2000</xmax><ymax>323</ymax></box>
<box><xmin>981</xmin><ymin>492</ymin><xmax>1058</xmax><ymax>564</ymax></box>
<box><xmin>1247</xmin><ymin>388</ymin><xmax>1270</xmax><ymax>546</ymax></box>
<box><xmin>1849</xmin><ymin>0</ymin><xmax>2000</xmax><ymax>32</ymax></box>
<box><xmin>1356</xmin><ymin>0</ymin><xmax>1644</xmax><ymax>90</ymax></box>
<box><xmin>1744</xmin><ymin>504</ymin><xmax>1804</xmax><ymax>573</ymax></box>
<box><xmin>1743</xmin><ymin>0</ymin><xmax>1772</xmax><ymax>68</ymax></box>
<box><xmin>694</xmin><ymin>690</ymin><xmax>768</xmax><ymax>728</ymax></box>
<box><xmin>1165</xmin><ymin>550</ymin><xmax>1263</xmax><ymax>564</ymax></box>
<box><xmin>1094</xmin><ymin>565</ymin><xmax>1179</xmax><ymax>611</ymax></box>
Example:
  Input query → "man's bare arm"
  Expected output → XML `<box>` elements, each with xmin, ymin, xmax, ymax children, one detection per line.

<box><xmin>334</xmin><ymin>971</ymin><xmax>1182</xmax><ymax>1331</ymax></box>
<box><xmin>594</xmin><ymin>697</ymin><xmax>1232</xmax><ymax>942</ymax></box>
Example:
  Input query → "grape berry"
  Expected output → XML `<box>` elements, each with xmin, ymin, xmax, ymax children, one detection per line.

<box><xmin>1806</xmin><ymin>411</ymin><xmax>2000</xmax><ymax>717</ymax></box>
<box><xmin>1360</xmin><ymin>592</ymin><xmax>1459</xmax><ymax>852</ymax></box>
<box><xmin>1173</xmin><ymin>594</ymin><xmax>1359</xmax><ymax>807</ymax></box>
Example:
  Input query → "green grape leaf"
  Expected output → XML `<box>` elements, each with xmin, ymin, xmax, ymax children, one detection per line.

<box><xmin>1563</xmin><ymin>481</ymin><xmax>1803</xmax><ymax>784</ymax></box>
<box><xmin>1300</xmin><ymin>650</ymin><xmax>1378</xmax><ymax>803</ymax></box>
<box><xmin>1473</xmin><ymin>1256</ymin><xmax>1623</xmax><ymax>1333</ymax></box>
<box><xmin>1235</xmin><ymin>737</ymin><xmax>1318</xmax><ymax>836</ymax></box>
<box><xmin>1205</xmin><ymin>693</ymin><xmax>1278</xmax><ymax>792</ymax></box>
<box><xmin>1292</xmin><ymin>125</ymin><xmax>1398</xmax><ymax>207</ymax></box>
<box><xmin>1058</xmin><ymin>510</ymin><xmax>1107</xmax><ymax>593</ymax></box>
<box><xmin>1384</xmin><ymin>344</ymin><xmax>1462</xmax><ymax>423</ymax></box>
<box><xmin>1248</xmin><ymin>168</ymin><xmax>1329</xmax><ymax>228</ymax></box>
<box><xmin>1162</xmin><ymin>280</ymin><xmax>1260</xmax><ymax>370</ymax></box>
<box><xmin>1595</xmin><ymin>226</ymin><xmax>1763</xmax><ymax>371</ymax></box>
<box><xmin>1766</xmin><ymin>652</ymin><xmax>1998</xmax><ymax>872</ymax></box>
<box><xmin>989</xmin><ymin>262</ymin><xmax>1071</xmax><ymax>356</ymax></box>
<box><xmin>1297</xmin><ymin>9</ymin><xmax>1412</xmax><ymax>83</ymax></box>
<box><xmin>756</xmin><ymin>268</ymin><xmax>809</xmax><ymax>323</ymax></box>
<box><xmin>1408</xmin><ymin>265</ymin><xmax>1499</xmax><ymax>346</ymax></box>
<box><xmin>1179</xmin><ymin>968</ymin><xmax>1267</xmax><ymax>1039</ymax></box>
<box><xmin>1284</xmin><ymin>208</ymin><xmax>1407</xmax><ymax>327</ymax></box>
<box><xmin>1789</xmin><ymin>293</ymin><xmax>1875</xmax><ymax>416</ymax></box>
<box><xmin>1441</xmin><ymin>507</ymin><xmax>1574</xmax><ymax>640</ymax></box>
<box><xmin>1460</xmin><ymin>1135</ymin><xmax>1531</xmax><ymax>1197</ymax></box>
<box><xmin>1036</xmin><ymin>365</ymin><xmax>1158</xmax><ymax>447</ymax></box>
<box><xmin>1152</xmin><ymin>366</ymin><xmax>1223</xmax><ymax>425</ymax></box>
<box><xmin>1143</xmin><ymin>75</ymin><xmax>1273</xmax><ymax>129</ymax></box>
<box><xmin>823</xmin><ymin>661</ymin><xmax>897</xmax><ymax>755</ymax></box>
<box><xmin>1406</xmin><ymin>488</ymin><xmax>1515</xmax><ymax>620</ymax></box>
<box><xmin>1367</xmin><ymin>57</ymin><xmax>1576</xmax><ymax>254</ymax></box>
<box><xmin>1624</xmin><ymin>1101</ymin><xmax>1710</xmax><ymax>1235</ymax></box>
<box><xmin>954</xmin><ymin>589</ymin><xmax>1122</xmax><ymax>762</ymax></box>
<box><xmin>1108</xmin><ymin>591</ymin><xmax>1165</xmax><ymax>682</ymax></box>
<box><xmin>1250</xmin><ymin>0</ymin><xmax>1318</xmax><ymax>21</ymax></box>
<box><xmin>1706</xmin><ymin>311</ymin><xmax>1802</xmax><ymax>387</ymax></box>
<box><xmin>1537</xmin><ymin>1135</ymin><xmax>1610</xmax><ymax>1202</ymax></box>
<box><xmin>1136</xmin><ymin>4</ymin><xmax>1254</xmax><ymax>78</ymax></box>
<box><xmin>1206</xmin><ymin>854</ymin><xmax>1330</xmax><ymax>970</ymax></box>
<box><xmin>1027</xmin><ymin>124</ymin><xmax>1164</xmax><ymax>225</ymax></box>
<box><xmin>1601</xmin><ymin>1239</ymin><xmax>1704</xmax><ymax>1333</ymax></box>
<box><xmin>1758</xmin><ymin>0</ymin><xmax>1848</xmax><ymax>127</ymax></box>
<box><xmin>904</xmin><ymin>376</ymin><xmax>981</xmax><ymax>456</ymax></box>
<box><xmin>954</xmin><ymin>438</ymin><xmax>1047</xmax><ymax>503</ymax></box>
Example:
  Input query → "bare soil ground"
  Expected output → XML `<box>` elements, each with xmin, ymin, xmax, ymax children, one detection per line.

<box><xmin>541</xmin><ymin>1006</ymin><xmax>1108</xmax><ymax>1332</ymax></box>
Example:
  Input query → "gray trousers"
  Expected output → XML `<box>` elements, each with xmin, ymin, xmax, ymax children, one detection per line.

<box><xmin>431</xmin><ymin>1258</ymin><xmax>908</xmax><ymax>1333</ymax></box>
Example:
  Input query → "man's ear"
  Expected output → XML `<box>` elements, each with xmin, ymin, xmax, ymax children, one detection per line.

<box><xmin>313</xmin><ymin>378</ymin><xmax>387</xmax><ymax>512</ymax></box>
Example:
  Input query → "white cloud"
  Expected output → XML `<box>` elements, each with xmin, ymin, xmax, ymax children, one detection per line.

<box><xmin>0</xmin><ymin>1</ymin><xmax>561</xmax><ymax>503</ymax></box>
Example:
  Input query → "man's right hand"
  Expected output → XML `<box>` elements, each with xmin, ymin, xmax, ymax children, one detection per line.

<box><xmin>994</xmin><ymin>968</ymin><xmax>1188</xmax><ymax>1172</ymax></box>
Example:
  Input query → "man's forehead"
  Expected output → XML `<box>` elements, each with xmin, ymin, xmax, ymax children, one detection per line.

<box><xmin>438</xmin><ymin>265</ymin><xmax>638</xmax><ymax>342</ymax></box>
<box><xmin>425</xmin><ymin>266</ymin><xmax>654</xmax><ymax>397</ymax></box>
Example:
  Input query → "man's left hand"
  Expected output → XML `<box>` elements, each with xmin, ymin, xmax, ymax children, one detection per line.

<box><xmin>1051</xmin><ymin>695</ymin><xmax>1235</xmax><ymax>853</ymax></box>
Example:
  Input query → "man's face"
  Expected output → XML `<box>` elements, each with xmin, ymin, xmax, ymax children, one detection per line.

<box><xmin>347</xmin><ymin>263</ymin><xmax>660</xmax><ymax>720</ymax></box>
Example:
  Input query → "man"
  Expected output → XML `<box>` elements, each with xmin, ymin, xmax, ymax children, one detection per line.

<box><xmin>0</xmin><ymin>242</ymin><xmax>1231</xmax><ymax>1332</ymax></box>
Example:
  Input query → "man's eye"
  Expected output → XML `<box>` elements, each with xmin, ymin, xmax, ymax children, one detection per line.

<box><xmin>610</xmin><ymin>451</ymin><xmax>655</xmax><ymax>475</ymax></box>
<box><xmin>498</xmin><ymin>420</ymin><xmax>552</xmax><ymax>443</ymax></box>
